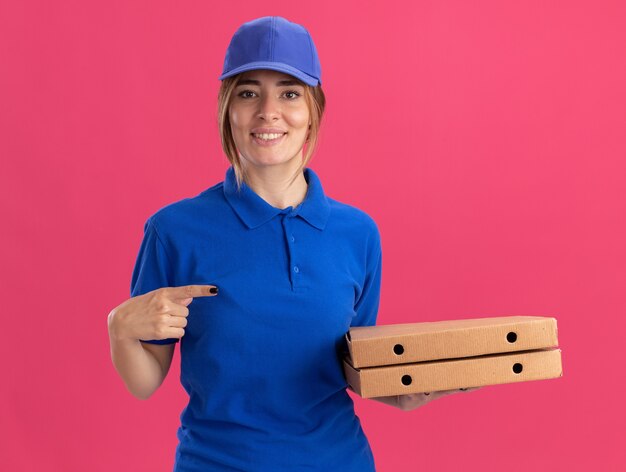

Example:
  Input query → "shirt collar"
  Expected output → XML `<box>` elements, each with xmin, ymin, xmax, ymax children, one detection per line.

<box><xmin>223</xmin><ymin>165</ymin><xmax>330</xmax><ymax>230</ymax></box>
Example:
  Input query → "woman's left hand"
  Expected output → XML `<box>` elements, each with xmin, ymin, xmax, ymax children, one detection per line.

<box><xmin>397</xmin><ymin>387</ymin><xmax>483</xmax><ymax>411</ymax></box>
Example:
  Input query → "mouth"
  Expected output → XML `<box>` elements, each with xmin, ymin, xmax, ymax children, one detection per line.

<box><xmin>250</xmin><ymin>132</ymin><xmax>287</xmax><ymax>146</ymax></box>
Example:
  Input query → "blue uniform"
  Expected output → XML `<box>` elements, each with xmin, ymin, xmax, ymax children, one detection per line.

<box><xmin>130</xmin><ymin>165</ymin><xmax>382</xmax><ymax>471</ymax></box>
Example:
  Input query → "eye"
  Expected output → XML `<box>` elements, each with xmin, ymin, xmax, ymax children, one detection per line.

<box><xmin>284</xmin><ymin>90</ymin><xmax>301</xmax><ymax>100</ymax></box>
<box><xmin>237</xmin><ymin>90</ymin><xmax>256</xmax><ymax>98</ymax></box>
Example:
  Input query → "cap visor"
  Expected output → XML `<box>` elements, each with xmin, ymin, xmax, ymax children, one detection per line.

<box><xmin>219</xmin><ymin>61</ymin><xmax>319</xmax><ymax>86</ymax></box>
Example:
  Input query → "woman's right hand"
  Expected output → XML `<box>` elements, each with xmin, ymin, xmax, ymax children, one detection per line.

<box><xmin>107</xmin><ymin>285</ymin><xmax>219</xmax><ymax>342</ymax></box>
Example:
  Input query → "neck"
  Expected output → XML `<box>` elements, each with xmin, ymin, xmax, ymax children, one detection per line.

<box><xmin>241</xmin><ymin>160</ymin><xmax>308</xmax><ymax>210</ymax></box>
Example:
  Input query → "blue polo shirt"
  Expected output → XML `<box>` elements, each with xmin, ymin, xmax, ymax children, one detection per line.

<box><xmin>130</xmin><ymin>165</ymin><xmax>382</xmax><ymax>472</ymax></box>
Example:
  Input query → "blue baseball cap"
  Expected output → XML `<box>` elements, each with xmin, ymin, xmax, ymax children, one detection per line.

<box><xmin>219</xmin><ymin>16</ymin><xmax>322</xmax><ymax>87</ymax></box>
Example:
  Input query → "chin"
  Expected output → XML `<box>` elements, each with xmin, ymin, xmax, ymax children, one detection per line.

<box><xmin>242</xmin><ymin>153</ymin><xmax>301</xmax><ymax>169</ymax></box>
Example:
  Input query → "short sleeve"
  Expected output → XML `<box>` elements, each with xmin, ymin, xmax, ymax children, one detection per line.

<box><xmin>351</xmin><ymin>224</ymin><xmax>382</xmax><ymax>328</ymax></box>
<box><xmin>130</xmin><ymin>217</ymin><xmax>179</xmax><ymax>345</ymax></box>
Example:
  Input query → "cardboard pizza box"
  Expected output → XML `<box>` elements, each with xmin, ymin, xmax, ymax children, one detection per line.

<box><xmin>343</xmin><ymin>347</ymin><xmax>563</xmax><ymax>398</ymax></box>
<box><xmin>345</xmin><ymin>316</ymin><xmax>558</xmax><ymax>369</ymax></box>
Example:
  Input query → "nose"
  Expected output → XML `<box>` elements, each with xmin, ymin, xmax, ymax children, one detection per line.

<box><xmin>257</xmin><ymin>93</ymin><xmax>281</xmax><ymax>121</ymax></box>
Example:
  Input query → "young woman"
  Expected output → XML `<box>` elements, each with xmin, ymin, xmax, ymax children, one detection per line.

<box><xmin>108</xmin><ymin>16</ymin><xmax>477</xmax><ymax>472</ymax></box>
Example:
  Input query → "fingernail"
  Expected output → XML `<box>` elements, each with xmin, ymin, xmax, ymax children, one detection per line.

<box><xmin>210</xmin><ymin>287</ymin><xmax>218</xmax><ymax>294</ymax></box>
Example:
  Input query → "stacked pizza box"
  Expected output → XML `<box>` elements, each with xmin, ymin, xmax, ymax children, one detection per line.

<box><xmin>342</xmin><ymin>316</ymin><xmax>563</xmax><ymax>398</ymax></box>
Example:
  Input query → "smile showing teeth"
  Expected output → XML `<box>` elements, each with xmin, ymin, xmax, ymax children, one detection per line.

<box><xmin>252</xmin><ymin>133</ymin><xmax>285</xmax><ymax>140</ymax></box>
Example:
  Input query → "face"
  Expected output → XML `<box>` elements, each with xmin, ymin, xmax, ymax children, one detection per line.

<box><xmin>229</xmin><ymin>69</ymin><xmax>311</xmax><ymax>170</ymax></box>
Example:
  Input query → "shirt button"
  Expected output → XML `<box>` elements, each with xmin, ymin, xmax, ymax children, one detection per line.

<box><xmin>293</xmin><ymin>266</ymin><xmax>299</xmax><ymax>273</ymax></box>
<box><xmin>290</xmin><ymin>236</ymin><xmax>295</xmax><ymax>242</ymax></box>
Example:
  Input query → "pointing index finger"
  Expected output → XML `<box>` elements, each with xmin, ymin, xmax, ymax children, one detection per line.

<box><xmin>166</xmin><ymin>285</ymin><xmax>218</xmax><ymax>300</ymax></box>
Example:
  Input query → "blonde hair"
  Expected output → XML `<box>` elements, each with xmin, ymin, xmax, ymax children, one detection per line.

<box><xmin>217</xmin><ymin>72</ymin><xmax>326</xmax><ymax>192</ymax></box>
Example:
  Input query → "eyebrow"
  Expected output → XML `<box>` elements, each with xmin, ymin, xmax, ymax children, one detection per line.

<box><xmin>236</xmin><ymin>79</ymin><xmax>303</xmax><ymax>87</ymax></box>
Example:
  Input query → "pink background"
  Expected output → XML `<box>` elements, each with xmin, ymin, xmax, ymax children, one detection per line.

<box><xmin>2</xmin><ymin>1</ymin><xmax>625</xmax><ymax>471</ymax></box>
